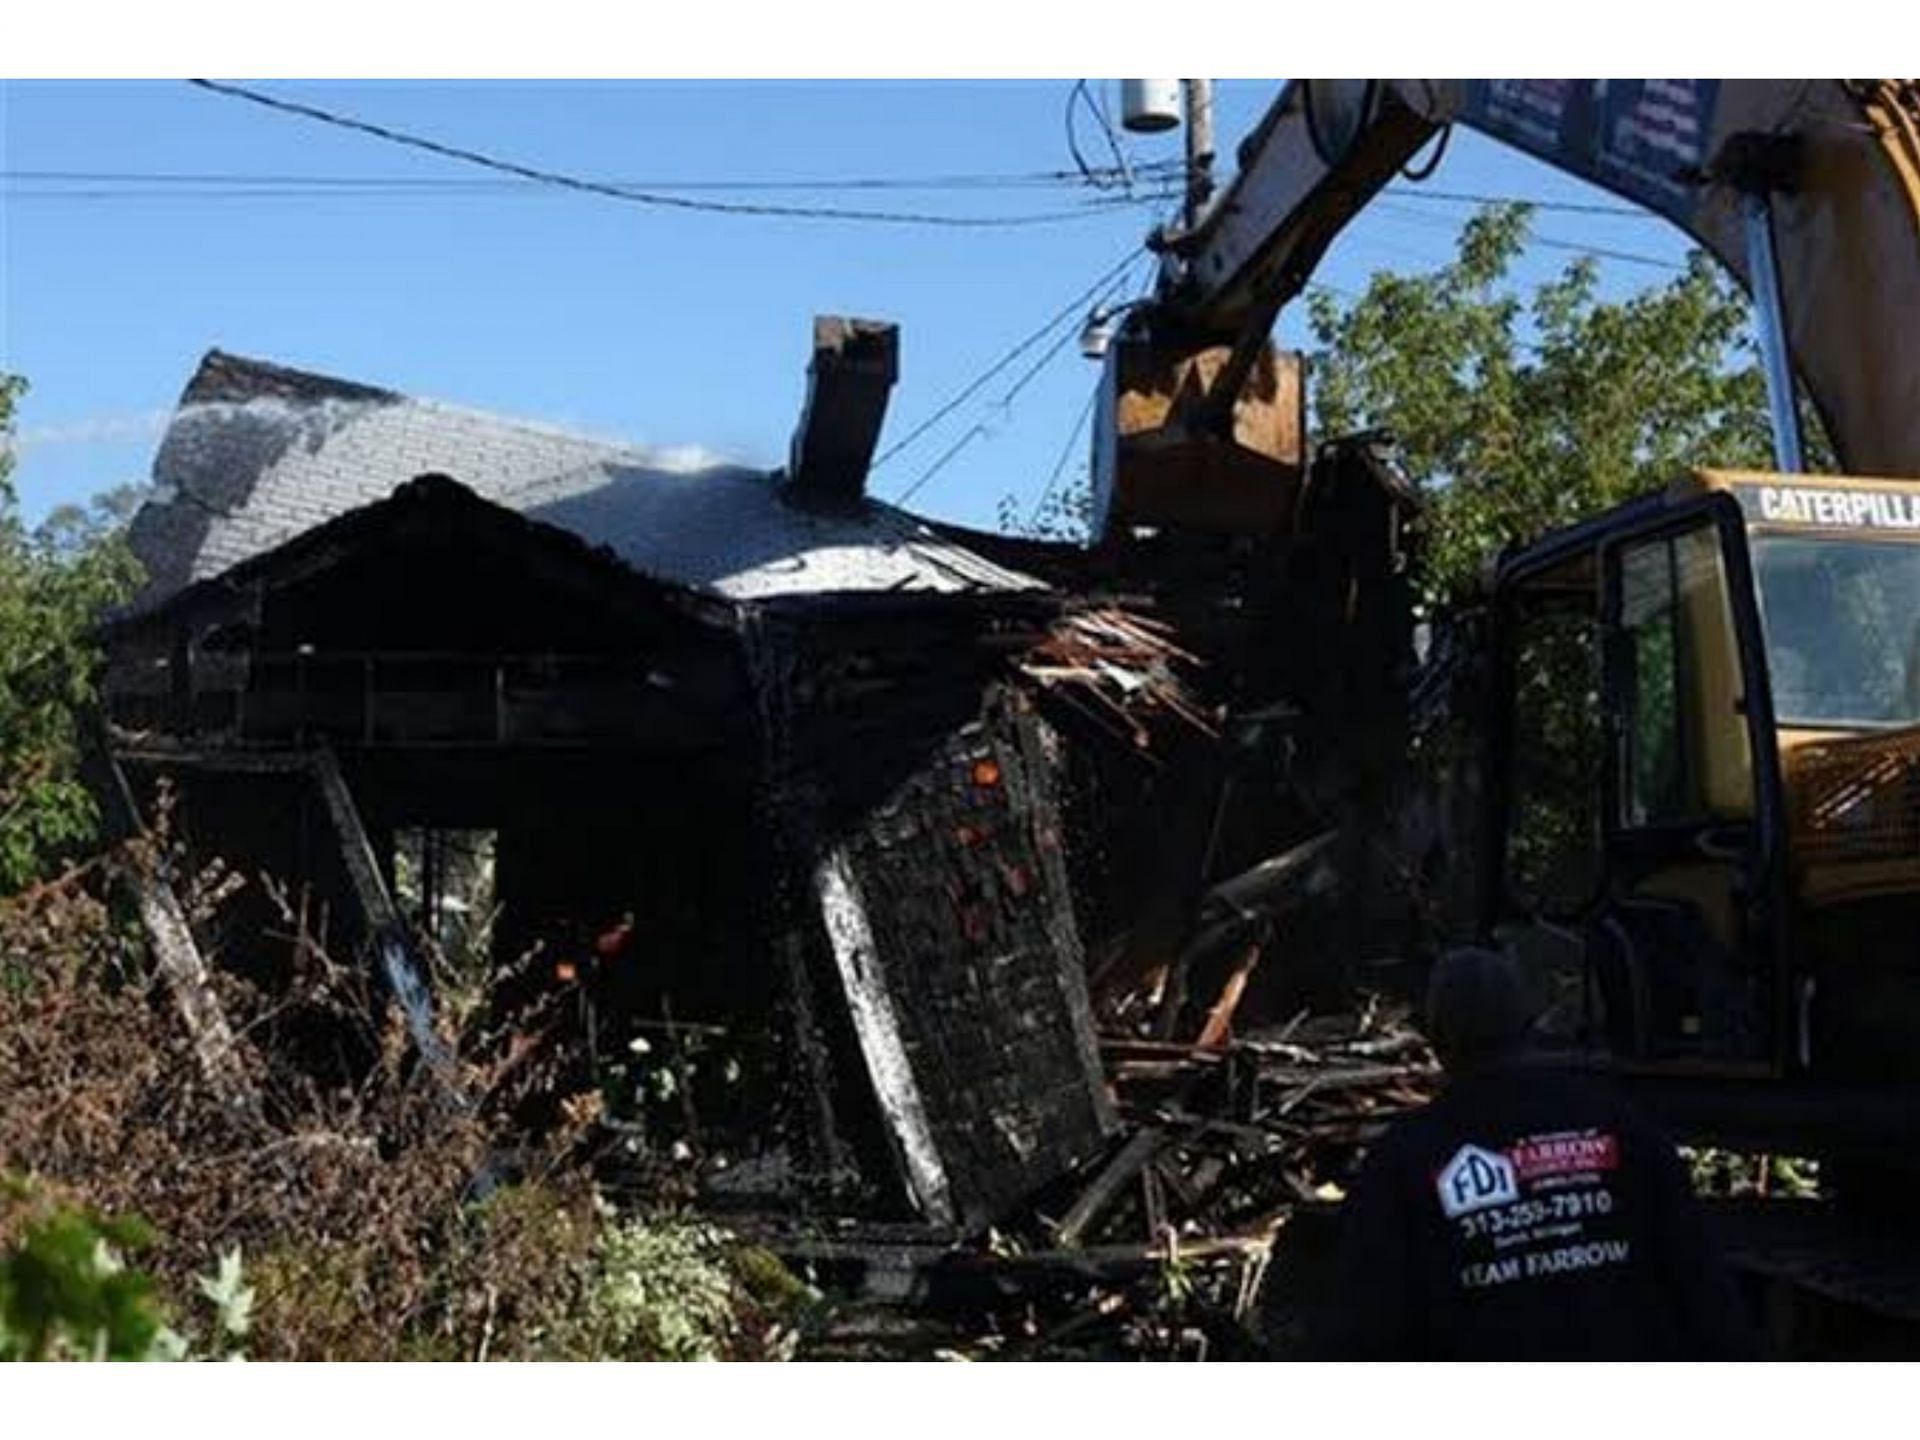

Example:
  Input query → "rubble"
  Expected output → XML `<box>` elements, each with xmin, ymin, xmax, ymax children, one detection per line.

<box><xmin>776</xmin><ymin>998</ymin><xmax>1440</xmax><ymax>1359</ymax></box>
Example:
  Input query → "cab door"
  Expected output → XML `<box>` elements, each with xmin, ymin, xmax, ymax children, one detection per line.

<box><xmin>1596</xmin><ymin>498</ymin><xmax>1784</xmax><ymax>1071</ymax></box>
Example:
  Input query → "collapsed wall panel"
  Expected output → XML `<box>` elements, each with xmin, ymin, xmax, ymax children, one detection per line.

<box><xmin>747</xmin><ymin>600</ymin><xmax>1115</xmax><ymax>1230</ymax></box>
<box><xmin>820</xmin><ymin>689</ymin><xmax>1113</xmax><ymax>1228</ymax></box>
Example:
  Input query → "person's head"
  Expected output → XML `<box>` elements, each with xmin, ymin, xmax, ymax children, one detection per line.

<box><xmin>1425</xmin><ymin>946</ymin><xmax>1537</xmax><ymax>1073</ymax></box>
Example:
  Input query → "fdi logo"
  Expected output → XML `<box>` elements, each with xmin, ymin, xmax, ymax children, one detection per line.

<box><xmin>1436</xmin><ymin>1143</ymin><xmax>1519</xmax><ymax>1218</ymax></box>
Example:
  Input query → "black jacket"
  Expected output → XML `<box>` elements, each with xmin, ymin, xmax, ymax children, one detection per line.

<box><xmin>1315</xmin><ymin>1058</ymin><xmax>1758</xmax><ymax>1360</ymax></box>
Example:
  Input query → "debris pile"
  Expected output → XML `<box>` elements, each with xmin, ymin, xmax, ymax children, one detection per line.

<box><xmin>1013</xmin><ymin>605</ymin><xmax>1217</xmax><ymax>751</ymax></box>
<box><xmin>785</xmin><ymin>998</ymin><xmax>1439</xmax><ymax>1359</ymax></box>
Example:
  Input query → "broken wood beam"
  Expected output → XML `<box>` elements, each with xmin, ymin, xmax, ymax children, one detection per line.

<box><xmin>98</xmin><ymin>751</ymin><xmax>261</xmax><ymax>1123</ymax></box>
<box><xmin>309</xmin><ymin>747</ymin><xmax>463</xmax><ymax>1094</ymax></box>
<box><xmin>1194</xmin><ymin>940</ymin><xmax>1262</xmax><ymax>1051</ymax></box>
<box><xmin>784</xmin><ymin>315</ymin><xmax>900</xmax><ymax>511</ymax></box>
<box><xmin>954</xmin><ymin>1232</ymin><xmax>1278</xmax><ymax>1288</ymax></box>
<box><xmin>1056</xmin><ymin>1124</ymin><xmax>1166</xmax><ymax>1248</ymax></box>
<box><xmin>131</xmin><ymin>864</ymin><xmax>261</xmax><ymax>1121</ymax></box>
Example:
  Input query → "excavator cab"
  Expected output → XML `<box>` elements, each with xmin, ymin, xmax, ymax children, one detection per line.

<box><xmin>1483</xmin><ymin>468</ymin><xmax>1920</xmax><ymax>1093</ymax></box>
<box><xmin>1485</xmin><ymin>480</ymin><xmax>1784</xmax><ymax>1076</ymax></box>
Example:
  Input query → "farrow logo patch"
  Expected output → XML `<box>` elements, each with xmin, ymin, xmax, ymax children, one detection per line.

<box><xmin>1437</xmin><ymin>1144</ymin><xmax>1519</xmax><ymax>1218</ymax></box>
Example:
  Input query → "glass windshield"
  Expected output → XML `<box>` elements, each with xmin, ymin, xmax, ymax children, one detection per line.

<box><xmin>1752</xmin><ymin>535</ymin><xmax>1920</xmax><ymax>727</ymax></box>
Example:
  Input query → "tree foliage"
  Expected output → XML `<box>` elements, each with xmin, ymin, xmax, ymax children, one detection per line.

<box><xmin>1306</xmin><ymin>203</ymin><xmax>1828</xmax><ymax>600</ymax></box>
<box><xmin>0</xmin><ymin>376</ymin><xmax>144</xmax><ymax>891</ymax></box>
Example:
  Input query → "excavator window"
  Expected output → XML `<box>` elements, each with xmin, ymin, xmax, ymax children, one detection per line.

<box><xmin>1615</xmin><ymin>526</ymin><xmax>1754</xmax><ymax>826</ymax></box>
<box><xmin>1501</xmin><ymin>570</ymin><xmax>1604</xmax><ymax>920</ymax></box>
<box><xmin>1753</xmin><ymin>535</ymin><xmax>1920</xmax><ymax>729</ymax></box>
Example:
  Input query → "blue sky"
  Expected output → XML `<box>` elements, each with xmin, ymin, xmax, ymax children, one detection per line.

<box><xmin>0</xmin><ymin>79</ymin><xmax>1695</xmax><ymax>530</ymax></box>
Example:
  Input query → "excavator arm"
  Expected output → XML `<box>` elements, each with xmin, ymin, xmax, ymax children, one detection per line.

<box><xmin>1150</xmin><ymin>79</ymin><xmax>1920</xmax><ymax>479</ymax></box>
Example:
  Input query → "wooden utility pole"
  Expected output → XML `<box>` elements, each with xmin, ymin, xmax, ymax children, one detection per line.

<box><xmin>1183</xmin><ymin>79</ymin><xmax>1216</xmax><ymax>230</ymax></box>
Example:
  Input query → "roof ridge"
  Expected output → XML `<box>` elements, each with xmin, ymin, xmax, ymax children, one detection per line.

<box><xmin>179</xmin><ymin>349</ymin><xmax>754</xmax><ymax>477</ymax></box>
<box><xmin>180</xmin><ymin>348</ymin><xmax>403</xmax><ymax>408</ymax></box>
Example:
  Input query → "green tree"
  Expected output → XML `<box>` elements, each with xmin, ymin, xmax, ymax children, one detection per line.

<box><xmin>0</xmin><ymin>376</ymin><xmax>144</xmax><ymax>891</ymax></box>
<box><xmin>1306</xmin><ymin>202</ymin><xmax>1827</xmax><ymax>600</ymax></box>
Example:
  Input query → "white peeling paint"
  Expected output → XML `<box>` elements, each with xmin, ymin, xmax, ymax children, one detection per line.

<box><xmin>813</xmin><ymin>848</ymin><xmax>954</xmax><ymax>1224</ymax></box>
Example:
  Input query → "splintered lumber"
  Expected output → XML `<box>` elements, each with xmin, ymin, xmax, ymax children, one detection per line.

<box><xmin>1194</xmin><ymin>941</ymin><xmax>1262</xmax><ymax>1051</ymax></box>
<box><xmin>102</xmin><ymin>752</ymin><xmax>260</xmax><ymax>1121</ymax></box>
<box><xmin>1012</xmin><ymin>604</ymin><xmax>1215</xmax><ymax>748</ymax></box>
<box><xmin>310</xmin><ymin>747</ymin><xmax>462</xmax><ymax>1092</ymax></box>
<box><xmin>1056</xmin><ymin>1125</ymin><xmax>1167</xmax><ymax>1247</ymax></box>
<box><xmin>961</xmin><ymin>1233</ymin><xmax>1278</xmax><ymax>1289</ymax></box>
<box><xmin>130</xmin><ymin>863</ymin><xmax>259</xmax><ymax>1120</ymax></box>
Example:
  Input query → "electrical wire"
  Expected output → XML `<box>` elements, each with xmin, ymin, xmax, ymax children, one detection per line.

<box><xmin>1379</xmin><ymin>184</ymin><xmax>1654</xmax><ymax>218</ymax></box>
<box><xmin>1371</xmin><ymin>200</ymin><xmax>1686</xmax><ymax>271</ymax></box>
<box><xmin>888</xmin><ymin>260</ymin><xmax>1142</xmax><ymax>507</ymax></box>
<box><xmin>889</xmin><ymin>324</ymin><xmax>1079</xmax><ymax>506</ymax></box>
<box><xmin>888</xmin><ymin>319</ymin><xmax>1092</xmax><ymax>505</ymax></box>
<box><xmin>3</xmin><ymin>164</ymin><xmax>1185</xmax><ymax>194</ymax></box>
<box><xmin>1066</xmin><ymin>80</ymin><xmax>1137</xmax><ymax>194</ymax></box>
<box><xmin>183</xmin><ymin>79</ymin><xmax>1164</xmax><ymax>229</ymax></box>
<box><xmin>0</xmin><ymin>185</ymin><xmax>1169</xmax><ymax>213</ymax></box>
<box><xmin>1025</xmin><ymin>382</ymin><xmax>1101</xmax><ymax>528</ymax></box>
<box><xmin>889</xmin><ymin>421</ymin><xmax>993</xmax><ymax>509</ymax></box>
<box><xmin>1083</xmin><ymin>82</ymin><xmax>1135</xmax><ymax>194</ymax></box>
<box><xmin>869</xmin><ymin>249</ymin><xmax>1143</xmax><ymax>473</ymax></box>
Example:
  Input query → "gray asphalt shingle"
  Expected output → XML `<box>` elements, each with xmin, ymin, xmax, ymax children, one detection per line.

<box><xmin>127</xmin><ymin>350</ymin><xmax>1043</xmax><ymax>611</ymax></box>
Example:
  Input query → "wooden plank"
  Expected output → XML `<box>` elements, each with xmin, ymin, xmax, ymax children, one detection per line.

<box><xmin>309</xmin><ymin>747</ymin><xmax>462</xmax><ymax>1091</ymax></box>
<box><xmin>102</xmin><ymin>752</ymin><xmax>261</xmax><ymax>1122</ymax></box>
<box><xmin>1056</xmin><ymin>1125</ymin><xmax>1166</xmax><ymax>1248</ymax></box>
<box><xmin>1195</xmin><ymin>941</ymin><xmax>1263</xmax><ymax>1050</ymax></box>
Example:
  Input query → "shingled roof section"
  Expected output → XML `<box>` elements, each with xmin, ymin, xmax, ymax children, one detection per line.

<box><xmin>126</xmin><ymin>349</ymin><xmax>1044</xmax><ymax>613</ymax></box>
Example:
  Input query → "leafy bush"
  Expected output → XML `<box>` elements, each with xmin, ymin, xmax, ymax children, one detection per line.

<box><xmin>0</xmin><ymin>375</ymin><xmax>144</xmax><ymax>890</ymax></box>
<box><xmin>0</xmin><ymin>1182</ymin><xmax>176</xmax><ymax>1361</ymax></box>
<box><xmin>554</xmin><ymin>1211</ymin><xmax>811</xmax><ymax>1362</ymax></box>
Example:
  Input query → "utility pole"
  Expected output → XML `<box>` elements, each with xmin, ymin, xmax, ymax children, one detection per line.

<box><xmin>1183</xmin><ymin>79</ymin><xmax>1216</xmax><ymax>231</ymax></box>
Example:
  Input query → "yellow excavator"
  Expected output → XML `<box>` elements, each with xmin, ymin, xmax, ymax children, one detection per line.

<box><xmin>1096</xmin><ymin>80</ymin><xmax>1920</xmax><ymax>1169</ymax></box>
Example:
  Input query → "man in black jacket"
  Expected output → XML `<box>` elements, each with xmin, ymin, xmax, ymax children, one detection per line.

<box><xmin>1316</xmin><ymin>946</ymin><xmax>1759</xmax><ymax>1359</ymax></box>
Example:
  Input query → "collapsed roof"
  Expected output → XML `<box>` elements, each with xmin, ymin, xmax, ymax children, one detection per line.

<box><xmin>125</xmin><ymin>349</ymin><xmax>1044</xmax><ymax>614</ymax></box>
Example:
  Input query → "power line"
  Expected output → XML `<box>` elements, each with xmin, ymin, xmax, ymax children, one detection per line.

<box><xmin>3</xmin><ymin>163</ymin><xmax>1185</xmax><ymax>194</ymax></box>
<box><xmin>890</xmin><ymin>421</ymin><xmax>992</xmax><ymax>509</ymax></box>
<box><xmin>1527</xmin><ymin>235</ymin><xmax>1685</xmax><ymax>271</ymax></box>
<box><xmin>889</xmin><ymin>261</ymin><xmax>1141</xmax><ymax>507</ymax></box>
<box><xmin>0</xmin><ymin>185</ymin><xmax>1166</xmax><ymax>213</ymax></box>
<box><xmin>870</xmin><ymin>249</ymin><xmax>1142</xmax><ymax>474</ymax></box>
<box><xmin>1027</xmin><ymin>382</ymin><xmax>1101</xmax><ymax>527</ymax></box>
<box><xmin>890</xmin><ymin>319</ymin><xmax>1088</xmax><ymax>506</ymax></box>
<box><xmin>183</xmin><ymin>79</ymin><xmax>1166</xmax><ymax>230</ymax></box>
<box><xmin>1371</xmin><ymin>201</ymin><xmax>1686</xmax><ymax>271</ymax></box>
<box><xmin>1380</xmin><ymin>184</ymin><xmax>1657</xmax><ymax>219</ymax></box>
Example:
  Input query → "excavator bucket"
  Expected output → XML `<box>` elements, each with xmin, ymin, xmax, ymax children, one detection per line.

<box><xmin>1090</xmin><ymin>332</ymin><xmax>1306</xmax><ymax>542</ymax></box>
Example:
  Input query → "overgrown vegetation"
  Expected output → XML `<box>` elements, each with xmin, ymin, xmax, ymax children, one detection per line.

<box><xmin>0</xmin><ymin>848</ymin><xmax>809</xmax><ymax>1360</ymax></box>
<box><xmin>0</xmin><ymin>376</ymin><xmax>143</xmax><ymax>890</ymax></box>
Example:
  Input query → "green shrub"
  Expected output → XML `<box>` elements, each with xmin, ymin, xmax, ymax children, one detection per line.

<box><xmin>0</xmin><ymin>1184</ymin><xmax>178</xmax><ymax>1361</ymax></box>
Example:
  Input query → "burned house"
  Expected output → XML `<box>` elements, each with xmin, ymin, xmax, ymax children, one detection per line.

<box><xmin>103</xmin><ymin>336</ymin><xmax>1115</xmax><ymax>1230</ymax></box>
<box><xmin>100</xmin><ymin>312</ymin><xmax>1432</xmax><ymax>1245</ymax></box>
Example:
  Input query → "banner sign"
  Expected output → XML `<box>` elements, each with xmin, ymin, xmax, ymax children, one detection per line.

<box><xmin>1461</xmin><ymin>80</ymin><xmax>1722</xmax><ymax>223</ymax></box>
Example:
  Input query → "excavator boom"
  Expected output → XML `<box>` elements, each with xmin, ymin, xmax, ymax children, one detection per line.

<box><xmin>1159</xmin><ymin>79</ymin><xmax>1920</xmax><ymax>478</ymax></box>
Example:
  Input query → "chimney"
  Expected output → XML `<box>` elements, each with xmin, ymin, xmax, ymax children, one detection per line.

<box><xmin>783</xmin><ymin>315</ymin><xmax>899</xmax><ymax>510</ymax></box>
